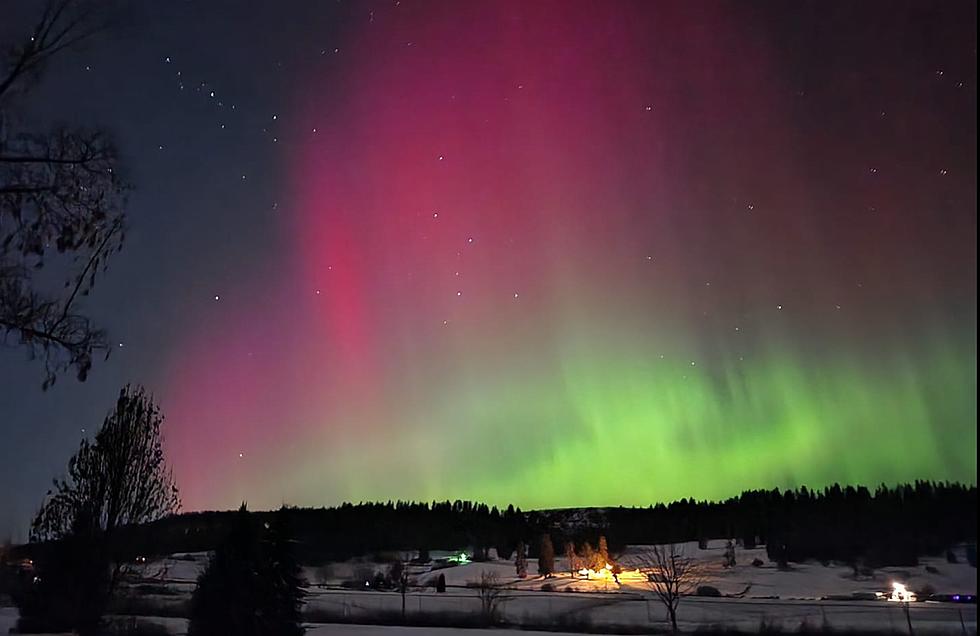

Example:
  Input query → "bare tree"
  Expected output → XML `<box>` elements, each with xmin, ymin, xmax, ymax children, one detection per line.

<box><xmin>16</xmin><ymin>385</ymin><xmax>178</xmax><ymax>634</ymax></box>
<box><xmin>1</xmin><ymin>0</ymin><xmax>127</xmax><ymax>388</ymax></box>
<box><xmin>634</xmin><ymin>544</ymin><xmax>705</xmax><ymax>634</ymax></box>
<box><xmin>388</xmin><ymin>559</ymin><xmax>410</xmax><ymax>619</ymax></box>
<box><xmin>30</xmin><ymin>384</ymin><xmax>180</xmax><ymax>543</ymax></box>
<box><xmin>475</xmin><ymin>571</ymin><xmax>504</xmax><ymax>625</ymax></box>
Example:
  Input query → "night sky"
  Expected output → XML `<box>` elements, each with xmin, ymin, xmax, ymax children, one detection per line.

<box><xmin>0</xmin><ymin>1</ymin><xmax>976</xmax><ymax>539</ymax></box>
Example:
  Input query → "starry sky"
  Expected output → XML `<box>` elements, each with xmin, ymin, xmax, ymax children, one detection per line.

<box><xmin>0</xmin><ymin>0</ymin><xmax>976</xmax><ymax>538</ymax></box>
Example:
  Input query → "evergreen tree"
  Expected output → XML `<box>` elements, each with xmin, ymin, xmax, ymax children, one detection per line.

<box><xmin>580</xmin><ymin>542</ymin><xmax>596</xmax><ymax>571</ymax></box>
<box><xmin>723</xmin><ymin>539</ymin><xmax>736</xmax><ymax>568</ymax></box>
<box><xmin>565</xmin><ymin>541</ymin><xmax>578</xmax><ymax>575</ymax></box>
<box><xmin>258</xmin><ymin>511</ymin><xmax>306</xmax><ymax>635</ymax></box>
<box><xmin>538</xmin><ymin>534</ymin><xmax>555</xmax><ymax>577</ymax></box>
<box><xmin>188</xmin><ymin>504</ymin><xmax>305</xmax><ymax>636</ymax></box>
<box><xmin>515</xmin><ymin>540</ymin><xmax>528</xmax><ymax>578</ymax></box>
<box><xmin>597</xmin><ymin>535</ymin><xmax>610</xmax><ymax>567</ymax></box>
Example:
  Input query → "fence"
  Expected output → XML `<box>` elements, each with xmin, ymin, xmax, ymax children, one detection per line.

<box><xmin>302</xmin><ymin>585</ymin><xmax>978</xmax><ymax>633</ymax></box>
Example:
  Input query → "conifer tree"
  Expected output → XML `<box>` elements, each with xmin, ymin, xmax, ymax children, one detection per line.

<box><xmin>565</xmin><ymin>541</ymin><xmax>578</xmax><ymax>575</ymax></box>
<box><xmin>538</xmin><ymin>534</ymin><xmax>555</xmax><ymax>577</ymax></box>
<box><xmin>188</xmin><ymin>505</ymin><xmax>305</xmax><ymax>636</ymax></box>
<box><xmin>258</xmin><ymin>511</ymin><xmax>306</xmax><ymax>635</ymax></box>
<box><xmin>515</xmin><ymin>540</ymin><xmax>528</xmax><ymax>578</ymax></box>
<box><xmin>581</xmin><ymin>542</ymin><xmax>596</xmax><ymax>572</ymax></box>
<box><xmin>597</xmin><ymin>535</ymin><xmax>610</xmax><ymax>567</ymax></box>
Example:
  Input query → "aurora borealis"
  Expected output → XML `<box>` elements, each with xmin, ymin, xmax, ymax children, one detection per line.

<box><xmin>159</xmin><ymin>1</ymin><xmax>977</xmax><ymax>511</ymax></box>
<box><xmin>0</xmin><ymin>1</ymin><xmax>975</xmax><ymax>526</ymax></box>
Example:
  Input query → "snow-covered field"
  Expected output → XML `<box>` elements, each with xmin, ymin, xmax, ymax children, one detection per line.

<box><xmin>2</xmin><ymin>541</ymin><xmax>976</xmax><ymax>634</ymax></box>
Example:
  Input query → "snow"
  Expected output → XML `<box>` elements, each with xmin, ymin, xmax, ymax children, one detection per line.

<box><xmin>2</xmin><ymin>542</ymin><xmax>975</xmax><ymax>634</ymax></box>
<box><xmin>303</xmin><ymin>624</ymin><xmax>570</xmax><ymax>635</ymax></box>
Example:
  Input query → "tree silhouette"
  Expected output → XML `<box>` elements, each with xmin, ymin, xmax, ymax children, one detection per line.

<box><xmin>635</xmin><ymin>544</ymin><xmax>705</xmax><ymax>634</ymax></box>
<box><xmin>565</xmin><ymin>541</ymin><xmax>578</xmax><ymax>575</ymax></box>
<box><xmin>30</xmin><ymin>385</ymin><xmax>180</xmax><ymax>543</ymax></box>
<box><xmin>0</xmin><ymin>0</ymin><xmax>127</xmax><ymax>388</ymax></box>
<box><xmin>189</xmin><ymin>505</ymin><xmax>306</xmax><ymax>636</ymax></box>
<box><xmin>537</xmin><ymin>534</ymin><xmax>555</xmax><ymax>577</ymax></box>
<box><xmin>597</xmin><ymin>535</ymin><xmax>610</xmax><ymax>567</ymax></box>
<box><xmin>475</xmin><ymin>571</ymin><xmax>504</xmax><ymax>625</ymax></box>
<box><xmin>515</xmin><ymin>540</ymin><xmax>527</xmax><ymax>578</ymax></box>
<box><xmin>16</xmin><ymin>384</ymin><xmax>179</xmax><ymax>634</ymax></box>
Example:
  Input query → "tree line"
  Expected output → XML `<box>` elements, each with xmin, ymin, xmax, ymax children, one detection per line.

<box><xmin>86</xmin><ymin>481</ymin><xmax>976</xmax><ymax>569</ymax></box>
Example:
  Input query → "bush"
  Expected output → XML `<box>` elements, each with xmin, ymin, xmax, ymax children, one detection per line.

<box><xmin>925</xmin><ymin>565</ymin><xmax>940</xmax><ymax>574</ymax></box>
<box><xmin>696</xmin><ymin>585</ymin><xmax>722</xmax><ymax>597</ymax></box>
<box><xmin>752</xmin><ymin>558</ymin><xmax>765</xmax><ymax>567</ymax></box>
<box><xmin>540</xmin><ymin>582</ymin><xmax>556</xmax><ymax>592</ymax></box>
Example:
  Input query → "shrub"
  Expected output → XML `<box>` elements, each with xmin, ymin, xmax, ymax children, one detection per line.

<box><xmin>752</xmin><ymin>558</ymin><xmax>765</xmax><ymax>567</ymax></box>
<box><xmin>696</xmin><ymin>585</ymin><xmax>722</xmax><ymax>597</ymax></box>
<box><xmin>540</xmin><ymin>582</ymin><xmax>556</xmax><ymax>592</ymax></box>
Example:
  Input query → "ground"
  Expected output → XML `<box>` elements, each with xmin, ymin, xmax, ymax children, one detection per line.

<box><xmin>1</xmin><ymin>541</ymin><xmax>975</xmax><ymax>634</ymax></box>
